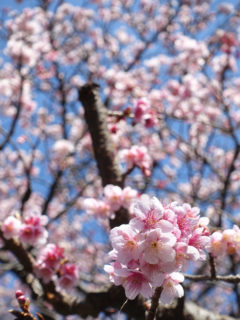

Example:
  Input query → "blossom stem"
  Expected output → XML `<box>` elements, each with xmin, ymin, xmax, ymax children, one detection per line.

<box><xmin>146</xmin><ymin>286</ymin><xmax>162</xmax><ymax>320</ymax></box>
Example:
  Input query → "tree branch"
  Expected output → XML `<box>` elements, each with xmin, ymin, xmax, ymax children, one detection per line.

<box><xmin>79</xmin><ymin>83</ymin><xmax>123</xmax><ymax>188</ymax></box>
<box><xmin>79</xmin><ymin>82</ymin><xmax>129</xmax><ymax>228</ymax></box>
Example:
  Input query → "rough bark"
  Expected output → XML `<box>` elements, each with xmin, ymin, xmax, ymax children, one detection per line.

<box><xmin>79</xmin><ymin>82</ymin><xmax>129</xmax><ymax>227</ymax></box>
<box><xmin>78</xmin><ymin>83</ymin><xmax>123</xmax><ymax>188</ymax></box>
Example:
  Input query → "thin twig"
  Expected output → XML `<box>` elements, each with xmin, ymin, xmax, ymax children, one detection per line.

<box><xmin>146</xmin><ymin>287</ymin><xmax>162</xmax><ymax>320</ymax></box>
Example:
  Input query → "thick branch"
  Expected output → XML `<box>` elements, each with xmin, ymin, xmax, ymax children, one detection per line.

<box><xmin>79</xmin><ymin>83</ymin><xmax>129</xmax><ymax>228</ymax></box>
<box><xmin>79</xmin><ymin>83</ymin><xmax>123</xmax><ymax>188</ymax></box>
<box><xmin>0</xmin><ymin>231</ymin><xmax>34</xmax><ymax>273</ymax></box>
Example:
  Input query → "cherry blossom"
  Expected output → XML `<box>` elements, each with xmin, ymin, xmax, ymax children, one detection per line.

<box><xmin>1</xmin><ymin>215</ymin><xmax>21</xmax><ymax>240</ymax></box>
<box><xmin>160</xmin><ymin>273</ymin><xmax>184</xmax><ymax>304</ymax></box>
<box><xmin>110</xmin><ymin>224</ymin><xmax>140</xmax><ymax>264</ymax></box>
<box><xmin>106</xmin><ymin>196</ymin><xmax>210</xmax><ymax>303</ymax></box>
<box><xmin>103</xmin><ymin>184</ymin><xmax>123</xmax><ymax>211</ymax></box>
<box><xmin>58</xmin><ymin>263</ymin><xmax>79</xmax><ymax>290</ymax></box>
<box><xmin>19</xmin><ymin>212</ymin><xmax>48</xmax><ymax>246</ymax></box>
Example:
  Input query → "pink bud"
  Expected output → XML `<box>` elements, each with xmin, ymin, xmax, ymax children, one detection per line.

<box><xmin>15</xmin><ymin>290</ymin><xmax>24</xmax><ymax>299</ymax></box>
<box><xmin>18</xmin><ymin>295</ymin><xmax>26</xmax><ymax>305</ymax></box>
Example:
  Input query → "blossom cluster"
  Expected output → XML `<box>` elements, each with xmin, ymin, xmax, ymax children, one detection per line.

<box><xmin>35</xmin><ymin>243</ymin><xmax>79</xmax><ymax>289</ymax></box>
<box><xmin>133</xmin><ymin>98</ymin><xmax>158</xmax><ymax>128</ymax></box>
<box><xmin>119</xmin><ymin>145</ymin><xmax>152</xmax><ymax>177</ymax></box>
<box><xmin>209</xmin><ymin>225</ymin><xmax>240</xmax><ymax>259</ymax></box>
<box><xmin>105</xmin><ymin>196</ymin><xmax>210</xmax><ymax>303</ymax></box>
<box><xmin>83</xmin><ymin>184</ymin><xmax>138</xmax><ymax>218</ymax></box>
<box><xmin>1</xmin><ymin>214</ymin><xmax>78</xmax><ymax>290</ymax></box>
<box><xmin>1</xmin><ymin>212</ymin><xmax>48</xmax><ymax>246</ymax></box>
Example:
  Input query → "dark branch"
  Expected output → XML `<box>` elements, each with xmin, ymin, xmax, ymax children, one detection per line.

<box><xmin>79</xmin><ymin>83</ymin><xmax>129</xmax><ymax>228</ymax></box>
<box><xmin>79</xmin><ymin>83</ymin><xmax>123</xmax><ymax>188</ymax></box>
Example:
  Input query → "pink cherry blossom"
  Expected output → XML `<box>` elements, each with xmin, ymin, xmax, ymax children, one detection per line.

<box><xmin>34</xmin><ymin>262</ymin><xmax>55</xmax><ymax>283</ymax></box>
<box><xmin>143</xmin><ymin>113</ymin><xmax>158</xmax><ymax>128</ymax></box>
<box><xmin>209</xmin><ymin>231</ymin><xmax>227</xmax><ymax>258</ymax></box>
<box><xmin>130</xmin><ymin>196</ymin><xmax>166</xmax><ymax>231</ymax></box>
<box><xmin>115</xmin><ymin>268</ymin><xmax>153</xmax><ymax>300</ymax></box>
<box><xmin>119</xmin><ymin>145</ymin><xmax>152</xmax><ymax>176</ymax></box>
<box><xmin>140</xmin><ymin>261</ymin><xmax>165</xmax><ymax>287</ymax></box>
<box><xmin>103</xmin><ymin>184</ymin><xmax>123</xmax><ymax>211</ymax></box>
<box><xmin>140</xmin><ymin>228</ymin><xmax>176</xmax><ymax>264</ymax></box>
<box><xmin>1</xmin><ymin>215</ymin><xmax>21</xmax><ymax>239</ymax></box>
<box><xmin>59</xmin><ymin>263</ymin><xmax>79</xmax><ymax>289</ymax></box>
<box><xmin>188</xmin><ymin>227</ymin><xmax>210</xmax><ymax>259</ymax></box>
<box><xmin>19</xmin><ymin>212</ymin><xmax>48</xmax><ymax>246</ymax></box>
<box><xmin>174</xmin><ymin>242</ymin><xmax>196</xmax><ymax>271</ymax></box>
<box><xmin>36</xmin><ymin>243</ymin><xmax>64</xmax><ymax>269</ymax></box>
<box><xmin>104</xmin><ymin>261</ymin><xmax>125</xmax><ymax>287</ymax></box>
<box><xmin>160</xmin><ymin>273</ymin><xmax>184</xmax><ymax>304</ymax></box>
<box><xmin>121</xmin><ymin>187</ymin><xmax>138</xmax><ymax>209</ymax></box>
<box><xmin>110</xmin><ymin>224</ymin><xmax>140</xmax><ymax>264</ymax></box>
<box><xmin>134</xmin><ymin>98</ymin><xmax>150</xmax><ymax>122</ymax></box>
<box><xmin>173</xmin><ymin>203</ymin><xmax>200</xmax><ymax>238</ymax></box>
<box><xmin>208</xmin><ymin>225</ymin><xmax>240</xmax><ymax>258</ymax></box>
<box><xmin>83</xmin><ymin>198</ymin><xmax>111</xmax><ymax>217</ymax></box>
<box><xmin>35</xmin><ymin>243</ymin><xmax>65</xmax><ymax>283</ymax></box>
